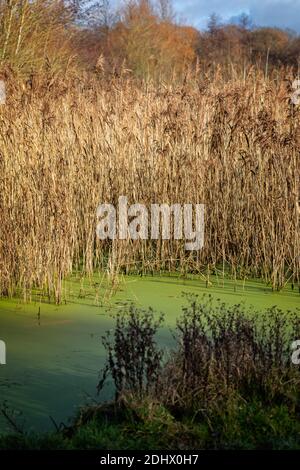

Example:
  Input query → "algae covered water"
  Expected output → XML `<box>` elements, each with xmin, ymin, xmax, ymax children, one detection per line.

<box><xmin>0</xmin><ymin>274</ymin><xmax>299</xmax><ymax>433</ymax></box>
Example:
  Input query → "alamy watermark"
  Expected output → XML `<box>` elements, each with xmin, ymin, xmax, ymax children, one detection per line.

<box><xmin>0</xmin><ymin>340</ymin><xmax>6</xmax><ymax>365</ymax></box>
<box><xmin>96</xmin><ymin>196</ymin><xmax>205</xmax><ymax>251</ymax></box>
<box><xmin>291</xmin><ymin>79</ymin><xmax>300</xmax><ymax>105</ymax></box>
<box><xmin>291</xmin><ymin>340</ymin><xmax>300</xmax><ymax>365</ymax></box>
<box><xmin>0</xmin><ymin>80</ymin><xmax>6</xmax><ymax>104</ymax></box>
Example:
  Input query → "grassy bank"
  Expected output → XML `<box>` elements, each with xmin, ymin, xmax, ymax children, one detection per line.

<box><xmin>1</xmin><ymin>398</ymin><xmax>300</xmax><ymax>450</ymax></box>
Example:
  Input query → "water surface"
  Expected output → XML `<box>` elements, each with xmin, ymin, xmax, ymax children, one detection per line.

<box><xmin>0</xmin><ymin>274</ymin><xmax>299</xmax><ymax>433</ymax></box>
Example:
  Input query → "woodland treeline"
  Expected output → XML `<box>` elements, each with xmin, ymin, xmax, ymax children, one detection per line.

<box><xmin>0</xmin><ymin>0</ymin><xmax>300</xmax><ymax>80</ymax></box>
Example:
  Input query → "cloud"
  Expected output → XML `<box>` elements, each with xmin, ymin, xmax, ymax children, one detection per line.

<box><xmin>173</xmin><ymin>0</ymin><xmax>300</xmax><ymax>32</ymax></box>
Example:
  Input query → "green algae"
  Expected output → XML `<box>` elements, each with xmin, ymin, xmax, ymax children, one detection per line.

<box><xmin>0</xmin><ymin>273</ymin><xmax>299</xmax><ymax>433</ymax></box>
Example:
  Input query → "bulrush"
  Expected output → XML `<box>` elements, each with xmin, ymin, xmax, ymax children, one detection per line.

<box><xmin>0</xmin><ymin>68</ymin><xmax>299</xmax><ymax>301</ymax></box>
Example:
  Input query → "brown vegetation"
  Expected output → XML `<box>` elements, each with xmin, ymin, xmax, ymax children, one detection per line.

<box><xmin>0</xmin><ymin>66</ymin><xmax>299</xmax><ymax>300</ymax></box>
<box><xmin>0</xmin><ymin>1</ymin><xmax>299</xmax><ymax>301</ymax></box>
<box><xmin>0</xmin><ymin>1</ymin><xmax>300</xmax><ymax>78</ymax></box>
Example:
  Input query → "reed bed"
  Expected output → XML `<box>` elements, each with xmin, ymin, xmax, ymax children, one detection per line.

<box><xmin>0</xmin><ymin>68</ymin><xmax>299</xmax><ymax>301</ymax></box>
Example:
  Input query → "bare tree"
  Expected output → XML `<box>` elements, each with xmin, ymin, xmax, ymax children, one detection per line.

<box><xmin>67</xmin><ymin>0</ymin><xmax>114</xmax><ymax>28</ymax></box>
<box><xmin>157</xmin><ymin>0</ymin><xmax>174</xmax><ymax>22</ymax></box>
<box><xmin>207</xmin><ymin>12</ymin><xmax>221</xmax><ymax>36</ymax></box>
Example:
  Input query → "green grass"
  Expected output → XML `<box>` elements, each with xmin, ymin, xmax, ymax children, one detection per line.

<box><xmin>1</xmin><ymin>399</ymin><xmax>300</xmax><ymax>450</ymax></box>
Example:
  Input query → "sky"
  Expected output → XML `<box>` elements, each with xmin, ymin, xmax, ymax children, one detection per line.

<box><xmin>174</xmin><ymin>0</ymin><xmax>300</xmax><ymax>32</ymax></box>
<box><xmin>112</xmin><ymin>1</ymin><xmax>300</xmax><ymax>33</ymax></box>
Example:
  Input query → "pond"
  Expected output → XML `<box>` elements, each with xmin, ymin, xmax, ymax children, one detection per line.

<box><xmin>0</xmin><ymin>273</ymin><xmax>299</xmax><ymax>433</ymax></box>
